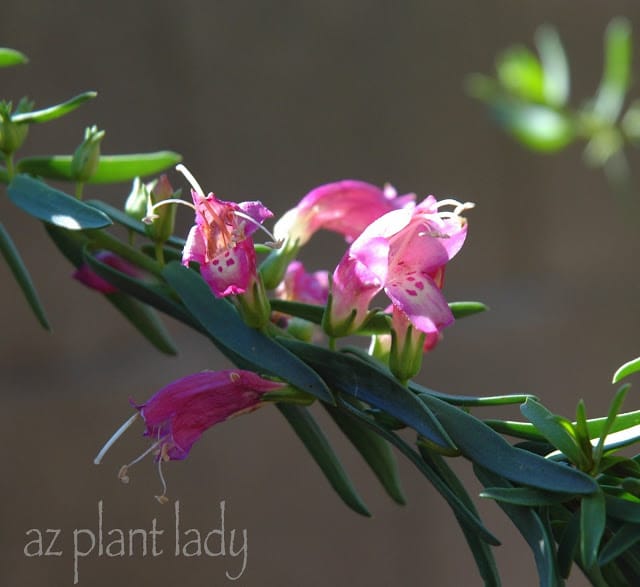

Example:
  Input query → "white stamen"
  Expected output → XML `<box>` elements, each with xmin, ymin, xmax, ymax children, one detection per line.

<box><xmin>124</xmin><ymin>437</ymin><xmax>166</xmax><ymax>470</ymax></box>
<box><xmin>176</xmin><ymin>164</ymin><xmax>206</xmax><ymax>198</ymax></box>
<box><xmin>94</xmin><ymin>413</ymin><xmax>139</xmax><ymax>465</ymax></box>
<box><xmin>232</xmin><ymin>210</ymin><xmax>283</xmax><ymax>249</ymax></box>
<box><xmin>142</xmin><ymin>198</ymin><xmax>197</xmax><ymax>224</ymax></box>
<box><xmin>435</xmin><ymin>199</ymin><xmax>475</xmax><ymax>216</ymax></box>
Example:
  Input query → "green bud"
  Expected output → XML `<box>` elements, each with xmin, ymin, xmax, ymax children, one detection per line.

<box><xmin>124</xmin><ymin>177</ymin><xmax>147</xmax><ymax>222</ymax></box>
<box><xmin>0</xmin><ymin>99</ymin><xmax>32</xmax><ymax>155</ymax></box>
<box><xmin>143</xmin><ymin>175</ymin><xmax>179</xmax><ymax>243</ymax></box>
<box><xmin>236</xmin><ymin>275</ymin><xmax>271</xmax><ymax>329</ymax></box>
<box><xmin>389</xmin><ymin>321</ymin><xmax>425</xmax><ymax>384</ymax></box>
<box><xmin>259</xmin><ymin>236</ymin><xmax>299</xmax><ymax>290</ymax></box>
<box><xmin>71</xmin><ymin>125</ymin><xmax>105</xmax><ymax>181</ymax></box>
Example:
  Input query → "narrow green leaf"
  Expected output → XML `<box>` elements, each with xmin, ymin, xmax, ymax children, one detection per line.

<box><xmin>535</xmin><ymin>25</ymin><xmax>570</xmax><ymax>107</ymax></box>
<box><xmin>277</xmin><ymin>404</ymin><xmax>370</xmax><ymax>516</ymax></box>
<box><xmin>8</xmin><ymin>174</ymin><xmax>111</xmax><ymax>229</ymax></box>
<box><xmin>475</xmin><ymin>466</ymin><xmax>561</xmax><ymax>587</ymax></box>
<box><xmin>279</xmin><ymin>339</ymin><xmax>454</xmax><ymax>450</ymax></box>
<box><xmin>613</xmin><ymin>356</ymin><xmax>640</xmax><ymax>384</ymax></box>
<box><xmin>599</xmin><ymin>523</ymin><xmax>640</xmax><ymax>566</ymax></box>
<box><xmin>605</xmin><ymin>494</ymin><xmax>640</xmax><ymax>524</ymax></box>
<box><xmin>581</xmin><ymin>489</ymin><xmax>606</xmax><ymax>570</ymax></box>
<box><xmin>337</xmin><ymin>398</ymin><xmax>500</xmax><ymax>546</ymax></box>
<box><xmin>496</xmin><ymin>45</ymin><xmax>545</xmax><ymax>102</ymax></box>
<box><xmin>324</xmin><ymin>402</ymin><xmax>406</xmax><ymax>505</ymax></box>
<box><xmin>449</xmin><ymin>300</ymin><xmax>489</xmax><ymax>319</ymax></box>
<box><xmin>480</xmin><ymin>486</ymin><xmax>573</xmax><ymax>506</ymax></box>
<box><xmin>269</xmin><ymin>299</ymin><xmax>324</xmax><ymax>324</ymax></box>
<box><xmin>419</xmin><ymin>393</ymin><xmax>598</xmax><ymax>494</ymax></box>
<box><xmin>105</xmin><ymin>293</ymin><xmax>177</xmax><ymax>355</ymax></box>
<box><xmin>594</xmin><ymin>385</ymin><xmax>631</xmax><ymax>465</ymax></box>
<box><xmin>11</xmin><ymin>91</ymin><xmax>97</xmax><ymax>124</ymax></box>
<box><xmin>0</xmin><ymin>47</ymin><xmax>28</xmax><ymax>67</ymax></box>
<box><xmin>419</xmin><ymin>449</ymin><xmax>501</xmax><ymax>586</ymax></box>
<box><xmin>484</xmin><ymin>419</ymin><xmax>547</xmax><ymax>441</ymax></box>
<box><xmin>162</xmin><ymin>262</ymin><xmax>333</xmax><ymax>403</ymax></box>
<box><xmin>0</xmin><ymin>221</ymin><xmax>50</xmax><ymax>329</ymax></box>
<box><xmin>574</xmin><ymin>400</ymin><xmax>593</xmax><ymax>458</ymax></box>
<box><xmin>556</xmin><ymin>509</ymin><xmax>580</xmax><ymax>579</ymax></box>
<box><xmin>17</xmin><ymin>151</ymin><xmax>182</xmax><ymax>183</ymax></box>
<box><xmin>593</xmin><ymin>17</ymin><xmax>632</xmax><ymax>122</ymax></box>
<box><xmin>521</xmin><ymin>398</ymin><xmax>588</xmax><ymax>468</ymax></box>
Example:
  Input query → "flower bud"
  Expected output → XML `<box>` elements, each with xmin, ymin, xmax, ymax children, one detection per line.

<box><xmin>71</xmin><ymin>125</ymin><xmax>105</xmax><ymax>182</ymax></box>
<box><xmin>0</xmin><ymin>99</ymin><xmax>32</xmax><ymax>155</ymax></box>
<box><xmin>144</xmin><ymin>175</ymin><xmax>178</xmax><ymax>243</ymax></box>
<box><xmin>124</xmin><ymin>177</ymin><xmax>147</xmax><ymax>222</ymax></box>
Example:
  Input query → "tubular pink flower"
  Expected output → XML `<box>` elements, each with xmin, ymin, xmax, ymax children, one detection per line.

<box><xmin>72</xmin><ymin>251</ymin><xmax>141</xmax><ymax>294</ymax></box>
<box><xmin>275</xmin><ymin>261</ymin><xmax>329</xmax><ymax>306</ymax></box>
<box><xmin>327</xmin><ymin>196</ymin><xmax>472</xmax><ymax>337</ymax></box>
<box><xmin>182</xmin><ymin>188</ymin><xmax>273</xmax><ymax>297</ymax></box>
<box><xmin>95</xmin><ymin>370</ymin><xmax>285</xmax><ymax>502</ymax></box>
<box><xmin>273</xmin><ymin>180</ymin><xmax>415</xmax><ymax>246</ymax></box>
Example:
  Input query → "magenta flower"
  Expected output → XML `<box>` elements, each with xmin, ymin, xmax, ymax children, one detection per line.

<box><xmin>275</xmin><ymin>261</ymin><xmax>329</xmax><ymax>306</ymax></box>
<box><xmin>274</xmin><ymin>180</ymin><xmax>415</xmax><ymax>246</ymax></box>
<box><xmin>326</xmin><ymin>196</ymin><xmax>473</xmax><ymax>338</ymax></box>
<box><xmin>95</xmin><ymin>369</ymin><xmax>285</xmax><ymax>502</ymax></box>
<box><xmin>72</xmin><ymin>251</ymin><xmax>141</xmax><ymax>294</ymax></box>
<box><xmin>177</xmin><ymin>166</ymin><xmax>273</xmax><ymax>297</ymax></box>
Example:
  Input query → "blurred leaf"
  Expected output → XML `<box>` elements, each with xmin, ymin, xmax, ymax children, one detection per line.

<box><xmin>493</xmin><ymin>101</ymin><xmax>575</xmax><ymax>152</ymax></box>
<box><xmin>279</xmin><ymin>339</ymin><xmax>455</xmax><ymax>450</ymax></box>
<box><xmin>278</xmin><ymin>404</ymin><xmax>370</xmax><ymax>517</ymax></box>
<box><xmin>0</xmin><ymin>47</ymin><xmax>28</xmax><ymax>67</ymax></box>
<box><xmin>580</xmin><ymin>489</ymin><xmax>606</xmax><ymax>570</ymax></box>
<box><xmin>8</xmin><ymin>174</ymin><xmax>111</xmax><ymax>229</ymax></box>
<box><xmin>496</xmin><ymin>46</ymin><xmax>545</xmax><ymax>103</ymax></box>
<box><xmin>556</xmin><ymin>509</ymin><xmax>580</xmax><ymax>579</ymax></box>
<box><xmin>325</xmin><ymin>402</ymin><xmax>406</xmax><ymax>505</ymax></box>
<box><xmin>520</xmin><ymin>398</ymin><xmax>589</xmax><ymax>469</ymax></box>
<box><xmin>605</xmin><ymin>494</ymin><xmax>640</xmax><ymax>524</ymax></box>
<box><xmin>535</xmin><ymin>25</ymin><xmax>570</xmax><ymax>107</ymax></box>
<box><xmin>419</xmin><ymin>393</ymin><xmax>598</xmax><ymax>494</ymax></box>
<box><xmin>338</xmin><ymin>398</ymin><xmax>500</xmax><ymax>546</ymax></box>
<box><xmin>17</xmin><ymin>151</ymin><xmax>182</xmax><ymax>183</ymax></box>
<box><xmin>613</xmin><ymin>356</ymin><xmax>640</xmax><ymax>383</ymax></box>
<box><xmin>11</xmin><ymin>91</ymin><xmax>96</xmax><ymax>124</ymax></box>
<box><xmin>162</xmin><ymin>262</ymin><xmax>333</xmax><ymax>403</ymax></box>
<box><xmin>419</xmin><ymin>449</ymin><xmax>501</xmax><ymax>586</ymax></box>
<box><xmin>599</xmin><ymin>523</ymin><xmax>640</xmax><ymax>566</ymax></box>
<box><xmin>106</xmin><ymin>292</ymin><xmax>177</xmax><ymax>355</ymax></box>
<box><xmin>0</xmin><ymin>221</ymin><xmax>50</xmax><ymax>329</ymax></box>
<box><xmin>86</xmin><ymin>200</ymin><xmax>185</xmax><ymax>249</ymax></box>
<box><xmin>448</xmin><ymin>300</ymin><xmax>489</xmax><ymax>319</ymax></box>
<box><xmin>475</xmin><ymin>466</ymin><xmax>561</xmax><ymax>587</ymax></box>
<box><xmin>593</xmin><ymin>17</ymin><xmax>632</xmax><ymax>123</ymax></box>
<box><xmin>480</xmin><ymin>486</ymin><xmax>573</xmax><ymax>506</ymax></box>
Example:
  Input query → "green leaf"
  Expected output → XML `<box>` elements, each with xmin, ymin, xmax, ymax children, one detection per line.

<box><xmin>0</xmin><ymin>48</ymin><xmax>28</xmax><ymax>67</ymax></box>
<box><xmin>581</xmin><ymin>489</ymin><xmax>606</xmax><ymax>570</ymax></box>
<box><xmin>479</xmin><ymin>486</ymin><xmax>573</xmax><ymax>506</ymax></box>
<box><xmin>605</xmin><ymin>494</ymin><xmax>640</xmax><ymax>524</ymax></box>
<box><xmin>613</xmin><ymin>356</ymin><xmax>640</xmax><ymax>383</ymax></box>
<box><xmin>484</xmin><ymin>419</ymin><xmax>547</xmax><ymax>441</ymax></box>
<box><xmin>556</xmin><ymin>509</ymin><xmax>580</xmax><ymax>579</ymax></box>
<box><xmin>11</xmin><ymin>91</ymin><xmax>97</xmax><ymax>124</ymax></box>
<box><xmin>419</xmin><ymin>393</ymin><xmax>598</xmax><ymax>494</ymax></box>
<box><xmin>338</xmin><ymin>398</ymin><xmax>500</xmax><ymax>546</ymax></box>
<box><xmin>103</xmin><ymin>292</ymin><xmax>177</xmax><ymax>355</ymax></box>
<box><xmin>324</xmin><ymin>402</ymin><xmax>406</xmax><ymax>505</ymax></box>
<box><xmin>520</xmin><ymin>398</ymin><xmax>589</xmax><ymax>469</ymax></box>
<box><xmin>0</xmin><ymin>221</ymin><xmax>50</xmax><ymax>329</ymax></box>
<box><xmin>269</xmin><ymin>299</ymin><xmax>325</xmax><ymax>325</ymax></box>
<box><xmin>599</xmin><ymin>523</ymin><xmax>640</xmax><ymax>566</ymax></box>
<box><xmin>535</xmin><ymin>25</ymin><xmax>570</xmax><ymax>107</ymax></box>
<box><xmin>594</xmin><ymin>384</ymin><xmax>631</xmax><ymax>465</ymax></box>
<box><xmin>496</xmin><ymin>46</ymin><xmax>545</xmax><ymax>103</ymax></box>
<box><xmin>279</xmin><ymin>339</ymin><xmax>455</xmax><ymax>450</ymax></box>
<box><xmin>449</xmin><ymin>300</ymin><xmax>489</xmax><ymax>319</ymax></box>
<box><xmin>475</xmin><ymin>466</ymin><xmax>561</xmax><ymax>587</ymax></box>
<box><xmin>277</xmin><ymin>404</ymin><xmax>370</xmax><ymax>516</ymax></box>
<box><xmin>162</xmin><ymin>262</ymin><xmax>333</xmax><ymax>403</ymax></box>
<box><xmin>494</xmin><ymin>101</ymin><xmax>575</xmax><ymax>152</ymax></box>
<box><xmin>419</xmin><ymin>449</ymin><xmax>501</xmax><ymax>586</ymax></box>
<box><xmin>8</xmin><ymin>174</ymin><xmax>111</xmax><ymax>229</ymax></box>
<box><xmin>593</xmin><ymin>17</ymin><xmax>632</xmax><ymax>123</ymax></box>
<box><xmin>17</xmin><ymin>151</ymin><xmax>182</xmax><ymax>183</ymax></box>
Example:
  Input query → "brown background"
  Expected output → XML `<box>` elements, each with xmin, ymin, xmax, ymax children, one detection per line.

<box><xmin>2</xmin><ymin>2</ymin><xmax>640</xmax><ymax>585</ymax></box>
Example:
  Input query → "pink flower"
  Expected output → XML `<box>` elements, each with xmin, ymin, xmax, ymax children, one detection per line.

<box><xmin>273</xmin><ymin>180</ymin><xmax>415</xmax><ymax>246</ymax></box>
<box><xmin>73</xmin><ymin>251</ymin><xmax>141</xmax><ymax>294</ymax></box>
<box><xmin>179</xmin><ymin>167</ymin><xmax>272</xmax><ymax>298</ymax></box>
<box><xmin>326</xmin><ymin>196</ymin><xmax>472</xmax><ymax>338</ymax></box>
<box><xmin>275</xmin><ymin>261</ymin><xmax>329</xmax><ymax>306</ymax></box>
<box><xmin>95</xmin><ymin>370</ymin><xmax>285</xmax><ymax>502</ymax></box>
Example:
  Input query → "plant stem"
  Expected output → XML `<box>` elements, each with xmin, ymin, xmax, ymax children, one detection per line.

<box><xmin>86</xmin><ymin>229</ymin><xmax>163</xmax><ymax>277</ymax></box>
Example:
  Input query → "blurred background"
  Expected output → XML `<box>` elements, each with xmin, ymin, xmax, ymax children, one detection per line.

<box><xmin>2</xmin><ymin>1</ymin><xmax>640</xmax><ymax>585</ymax></box>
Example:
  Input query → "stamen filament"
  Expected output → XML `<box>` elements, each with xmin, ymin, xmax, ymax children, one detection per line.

<box><xmin>94</xmin><ymin>413</ymin><xmax>139</xmax><ymax>465</ymax></box>
<box><xmin>142</xmin><ymin>198</ymin><xmax>196</xmax><ymax>224</ymax></box>
<box><xmin>176</xmin><ymin>164</ymin><xmax>205</xmax><ymax>198</ymax></box>
<box><xmin>233</xmin><ymin>210</ymin><xmax>282</xmax><ymax>248</ymax></box>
